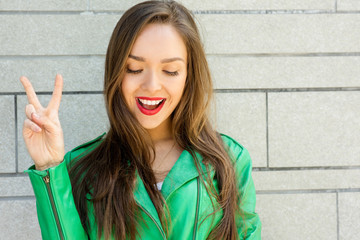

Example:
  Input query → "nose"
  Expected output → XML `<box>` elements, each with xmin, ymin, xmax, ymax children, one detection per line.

<box><xmin>141</xmin><ymin>70</ymin><xmax>162</xmax><ymax>93</ymax></box>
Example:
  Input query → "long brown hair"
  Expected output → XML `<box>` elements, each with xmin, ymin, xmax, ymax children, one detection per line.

<box><xmin>70</xmin><ymin>1</ymin><xmax>240</xmax><ymax>239</ymax></box>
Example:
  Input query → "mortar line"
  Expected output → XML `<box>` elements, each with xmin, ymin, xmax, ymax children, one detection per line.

<box><xmin>336</xmin><ymin>191</ymin><xmax>340</xmax><ymax>240</ymax></box>
<box><xmin>266</xmin><ymin>92</ymin><xmax>269</xmax><ymax>168</ymax></box>
<box><xmin>0</xmin><ymin>196</ymin><xmax>35</xmax><ymax>201</ymax></box>
<box><xmin>256</xmin><ymin>188</ymin><xmax>360</xmax><ymax>194</ymax></box>
<box><xmin>2</xmin><ymin>88</ymin><xmax>360</xmax><ymax>96</ymax></box>
<box><xmin>0</xmin><ymin>172</ymin><xmax>28</xmax><ymax>177</ymax></box>
<box><xmin>2</xmin><ymin>52</ymin><xmax>360</xmax><ymax>59</ymax></box>
<box><xmin>335</xmin><ymin>0</ymin><xmax>338</xmax><ymax>13</ymax></box>
<box><xmin>0</xmin><ymin>91</ymin><xmax>103</xmax><ymax>96</ymax></box>
<box><xmin>87</xmin><ymin>0</ymin><xmax>90</xmax><ymax>11</ymax></box>
<box><xmin>215</xmin><ymin>88</ymin><xmax>360</xmax><ymax>93</ymax></box>
<box><xmin>2</xmin><ymin>10</ymin><xmax>360</xmax><ymax>15</ymax></box>
<box><xmin>253</xmin><ymin>166</ymin><xmax>360</xmax><ymax>171</ymax></box>
<box><xmin>14</xmin><ymin>95</ymin><xmax>18</xmax><ymax>173</ymax></box>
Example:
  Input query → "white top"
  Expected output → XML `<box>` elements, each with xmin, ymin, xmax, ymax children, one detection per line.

<box><xmin>156</xmin><ymin>181</ymin><xmax>164</xmax><ymax>190</ymax></box>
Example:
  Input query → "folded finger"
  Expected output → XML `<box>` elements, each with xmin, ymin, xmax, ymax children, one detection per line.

<box><xmin>20</xmin><ymin>76</ymin><xmax>42</xmax><ymax>109</ymax></box>
<box><xmin>25</xmin><ymin>104</ymin><xmax>37</xmax><ymax>120</ymax></box>
<box><xmin>24</xmin><ymin>119</ymin><xmax>42</xmax><ymax>133</ymax></box>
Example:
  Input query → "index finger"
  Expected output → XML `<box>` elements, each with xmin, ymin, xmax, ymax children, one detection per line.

<box><xmin>47</xmin><ymin>74</ymin><xmax>63</xmax><ymax>111</ymax></box>
<box><xmin>20</xmin><ymin>76</ymin><xmax>42</xmax><ymax>109</ymax></box>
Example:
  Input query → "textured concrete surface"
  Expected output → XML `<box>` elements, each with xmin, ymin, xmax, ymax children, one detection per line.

<box><xmin>0</xmin><ymin>15</ymin><xmax>120</xmax><ymax>56</ymax></box>
<box><xmin>2</xmin><ymin>14</ymin><xmax>360</xmax><ymax>55</ymax></box>
<box><xmin>198</xmin><ymin>14</ymin><xmax>360</xmax><ymax>54</ymax></box>
<box><xmin>0</xmin><ymin>176</ymin><xmax>34</xmax><ymax>197</ymax></box>
<box><xmin>339</xmin><ymin>192</ymin><xmax>360</xmax><ymax>240</ymax></box>
<box><xmin>338</xmin><ymin>0</ymin><xmax>360</xmax><ymax>11</ymax></box>
<box><xmin>257</xmin><ymin>193</ymin><xmax>337</xmax><ymax>239</ymax></box>
<box><xmin>0</xmin><ymin>0</ymin><xmax>86</xmax><ymax>11</ymax></box>
<box><xmin>0</xmin><ymin>200</ymin><xmax>40</xmax><ymax>240</ymax></box>
<box><xmin>0</xmin><ymin>96</ymin><xmax>15</xmax><ymax>173</ymax></box>
<box><xmin>17</xmin><ymin>94</ymin><xmax>109</xmax><ymax>172</ymax></box>
<box><xmin>208</xmin><ymin>56</ymin><xmax>360</xmax><ymax>89</ymax></box>
<box><xmin>215</xmin><ymin>92</ymin><xmax>267</xmax><ymax>167</ymax></box>
<box><xmin>90</xmin><ymin>0</ymin><xmax>335</xmax><ymax>11</ymax></box>
<box><xmin>1</xmin><ymin>1</ymin><xmax>359</xmax><ymax>239</ymax></box>
<box><xmin>253</xmin><ymin>169</ymin><xmax>360</xmax><ymax>191</ymax></box>
<box><xmin>268</xmin><ymin>91</ymin><xmax>360</xmax><ymax>167</ymax></box>
<box><xmin>0</xmin><ymin>57</ymin><xmax>104</xmax><ymax>92</ymax></box>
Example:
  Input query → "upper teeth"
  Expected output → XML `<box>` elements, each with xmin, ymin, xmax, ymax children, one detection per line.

<box><xmin>138</xmin><ymin>99</ymin><xmax>163</xmax><ymax>105</ymax></box>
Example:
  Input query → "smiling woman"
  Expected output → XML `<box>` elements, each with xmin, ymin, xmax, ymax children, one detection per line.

<box><xmin>21</xmin><ymin>1</ymin><xmax>261</xmax><ymax>240</ymax></box>
<box><xmin>122</xmin><ymin>23</ymin><xmax>187</xmax><ymax>132</ymax></box>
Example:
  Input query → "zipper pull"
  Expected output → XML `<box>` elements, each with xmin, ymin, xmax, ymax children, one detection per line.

<box><xmin>43</xmin><ymin>175</ymin><xmax>50</xmax><ymax>183</ymax></box>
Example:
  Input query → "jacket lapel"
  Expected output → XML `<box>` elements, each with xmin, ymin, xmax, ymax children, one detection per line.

<box><xmin>161</xmin><ymin>149</ymin><xmax>209</xmax><ymax>200</ymax></box>
<box><xmin>133</xmin><ymin>149</ymin><xmax>213</xmax><ymax>224</ymax></box>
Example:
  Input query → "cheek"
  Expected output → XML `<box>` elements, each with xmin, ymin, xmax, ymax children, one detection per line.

<box><xmin>121</xmin><ymin>77</ymin><xmax>134</xmax><ymax>99</ymax></box>
<box><xmin>170</xmin><ymin>77</ymin><xmax>187</xmax><ymax>103</ymax></box>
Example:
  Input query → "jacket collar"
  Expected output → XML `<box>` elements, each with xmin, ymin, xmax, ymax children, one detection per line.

<box><xmin>133</xmin><ymin>149</ymin><xmax>211</xmax><ymax>225</ymax></box>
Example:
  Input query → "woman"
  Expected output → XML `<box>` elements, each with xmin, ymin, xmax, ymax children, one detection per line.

<box><xmin>21</xmin><ymin>1</ymin><xmax>261</xmax><ymax>239</ymax></box>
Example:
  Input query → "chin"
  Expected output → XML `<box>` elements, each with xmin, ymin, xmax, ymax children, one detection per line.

<box><xmin>138</xmin><ymin>121</ymin><xmax>162</xmax><ymax>130</ymax></box>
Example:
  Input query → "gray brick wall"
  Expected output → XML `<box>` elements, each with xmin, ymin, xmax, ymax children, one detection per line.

<box><xmin>0</xmin><ymin>1</ymin><xmax>359</xmax><ymax>239</ymax></box>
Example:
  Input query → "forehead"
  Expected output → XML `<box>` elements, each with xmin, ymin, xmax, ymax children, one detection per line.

<box><xmin>129</xmin><ymin>23</ymin><xmax>187</xmax><ymax>62</ymax></box>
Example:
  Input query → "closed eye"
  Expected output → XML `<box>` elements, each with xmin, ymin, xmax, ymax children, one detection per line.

<box><xmin>126</xmin><ymin>68</ymin><xmax>143</xmax><ymax>74</ymax></box>
<box><xmin>164</xmin><ymin>70</ymin><xmax>179</xmax><ymax>76</ymax></box>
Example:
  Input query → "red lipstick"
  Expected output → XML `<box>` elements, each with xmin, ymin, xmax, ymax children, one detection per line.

<box><xmin>136</xmin><ymin>97</ymin><xmax>166</xmax><ymax>116</ymax></box>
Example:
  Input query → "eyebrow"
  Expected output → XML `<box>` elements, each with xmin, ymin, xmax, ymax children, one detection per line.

<box><xmin>128</xmin><ymin>55</ymin><xmax>185</xmax><ymax>63</ymax></box>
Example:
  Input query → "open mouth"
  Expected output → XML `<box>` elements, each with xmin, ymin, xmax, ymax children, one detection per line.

<box><xmin>136</xmin><ymin>97</ymin><xmax>166</xmax><ymax>115</ymax></box>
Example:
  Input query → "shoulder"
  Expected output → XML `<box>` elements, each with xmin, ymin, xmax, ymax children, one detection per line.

<box><xmin>219</xmin><ymin>133</ymin><xmax>252</xmax><ymax>169</ymax></box>
<box><xmin>64</xmin><ymin>132</ymin><xmax>106</xmax><ymax>164</ymax></box>
<box><xmin>220</xmin><ymin>133</ymin><xmax>248</xmax><ymax>159</ymax></box>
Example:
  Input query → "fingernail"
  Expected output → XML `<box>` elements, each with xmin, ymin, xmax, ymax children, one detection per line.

<box><xmin>32</xmin><ymin>113</ymin><xmax>40</xmax><ymax>120</ymax></box>
<box><xmin>33</xmin><ymin>125</ymin><xmax>42</xmax><ymax>132</ymax></box>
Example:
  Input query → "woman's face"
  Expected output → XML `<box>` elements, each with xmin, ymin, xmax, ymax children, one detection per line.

<box><xmin>122</xmin><ymin>23</ymin><xmax>187</xmax><ymax>131</ymax></box>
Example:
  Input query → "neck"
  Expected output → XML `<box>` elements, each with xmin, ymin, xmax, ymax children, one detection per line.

<box><xmin>147</xmin><ymin>118</ymin><xmax>173</xmax><ymax>144</ymax></box>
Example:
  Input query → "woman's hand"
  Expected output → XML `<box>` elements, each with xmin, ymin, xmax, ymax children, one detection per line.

<box><xmin>20</xmin><ymin>74</ymin><xmax>65</xmax><ymax>171</ymax></box>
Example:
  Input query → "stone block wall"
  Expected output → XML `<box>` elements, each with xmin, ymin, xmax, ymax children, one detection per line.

<box><xmin>0</xmin><ymin>0</ymin><xmax>359</xmax><ymax>239</ymax></box>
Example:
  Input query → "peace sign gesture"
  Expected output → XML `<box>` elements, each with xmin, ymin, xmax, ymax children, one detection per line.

<box><xmin>20</xmin><ymin>74</ymin><xmax>65</xmax><ymax>171</ymax></box>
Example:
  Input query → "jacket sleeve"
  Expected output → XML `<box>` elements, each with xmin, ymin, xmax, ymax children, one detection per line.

<box><xmin>25</xmin><ymin>151</ymin><xmax>88</xmax><ymax>240</ymax></box>
<box><xmin>234</xmin><ymin>146</ymin><xmax>262</xmax><ymax>240</ymax></box>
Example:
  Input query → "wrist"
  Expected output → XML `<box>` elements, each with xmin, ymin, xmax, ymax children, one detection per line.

<box><xmin>35</xmin><ymin>161</ymin><xmax>63</xmax><ymax>171</ymax></box>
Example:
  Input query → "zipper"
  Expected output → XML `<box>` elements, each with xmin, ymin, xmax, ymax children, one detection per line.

<box><xmin>43</xmin><ymin>174</ymin><xmax>65</xmax><ymax>240</ymax></box>
<box><xmin>137</xmin><ymin>204</ymin><xmax>166</xmax><ymax>240</ymax></box>
<box><xmin>193</xmin><ymin>177</ymin><xmax>200</xmax><ymax>240</ymax></box>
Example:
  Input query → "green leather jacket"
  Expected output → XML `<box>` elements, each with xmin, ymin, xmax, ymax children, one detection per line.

<box><xmin>26</xmin><ymin>133</ymin><xmax>261</xmax><ymax>239</ymax></box>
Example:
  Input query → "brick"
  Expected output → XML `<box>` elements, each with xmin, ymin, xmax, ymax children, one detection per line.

<box><xmin>339</xmin><ymin>192</ymin><xmax>360</xmax><ymax>240</ymax></box>
<box><xmin>0</xmin><ymin>0</ymin><xmax>86</xmax><ymax>11</ymax></box>
<box><xmin>91</xmin><ymin>0</ymin><xmax>334</xmax><ymax>11</ymax></box>
<box><xmin>215</xmin><ymin>92</ymin><xmax>267</xmax><ymax>167</ymax></box>
<box><xmin>208</xmin><ymin>55</ymin><xmax>360</xmax><ymax>89</ymax></box>
<box><xmin>0</xmin><ymin>200</ymin><xmax>40</xmax><ymax>240</ymax></box>
<box><xmin>2</xmin><ymin>14</ymin><xmax>360</xmax><ymax>55</ymax></box>
<box><xmin>0</xmin><ymin>96</ymin><xmax>15</xmax><ymax>173</ymax></box>
<box><xmin>253</xmin><ymin>169</ymin><xmax>360</xmax><ymax>191</ymax></box>
<box><xmin>0</xmin><ymin>57</ymin><xmax>104</xmax><ymax>92</ymax></box>
<box><xmin>338</xmin><ymin>0</ymin><xmax>360</xmax><ymax>11</ymax></box>
<box><xmin>0</xmin><ymin>176</ymin><xmax>34</xmax><ymax>197</ymax></box>
<box><xmin>268</xmin><ymin>92</ymin><xmax>360</xmax><ymax>167</ymax></box>
<box><xmin>17</xmin><ymin>94</ymin><xmax>109</xmax><ymax>172</ymax></box>
<box><xmin>236</xmin><ymin>0</ymin><xmax>335</xmax><ymax>10</ymax></box>
<box><xmin>256</xmin><ymin>193</ymin><xmax>337</xmax><ymax>239</ymax></box>
<box><xmin>197</xmin><ymin>14</ymin><xmax>360</xmax><ymax>54</ymax></box>
<box><xmin>0</xmin><ymin>15</ymin><xmax>120</xmax><ymax>56</ymax></box>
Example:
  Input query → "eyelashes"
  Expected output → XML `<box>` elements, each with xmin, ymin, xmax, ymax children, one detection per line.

<box><xmin>126</xmin><ymin>68</ymin><xmax>142</xmax><ymax>74</ymax></box>
<box><xmin>163</xmin><ymin>70</ymin><xmax>179</xmax><ymax>76</ymax></box>
<box><xmin>126</xmin><ymin>68</ymin><xmax>179</xmax><ymax>76</ymax></box>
